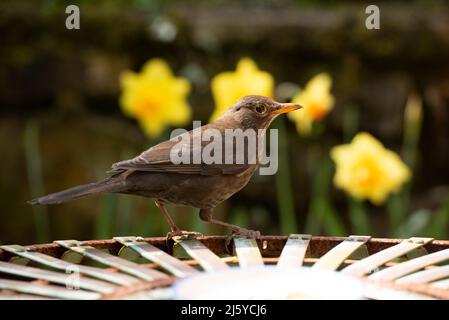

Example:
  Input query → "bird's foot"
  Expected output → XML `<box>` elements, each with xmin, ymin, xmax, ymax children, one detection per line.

<box><xmin>232</xmin><ymin>228</ymin><xmax>261</xmax><ymax>238</ymax></box>
<box><xmin>166</xmin><ymin>230</ymin><xmax>204</xmax><ymax>242</ymax></box>
<box><xmin>225</xmin><ymin>228</ymin><xmax>261</xmax><ymax>248</ymax></box>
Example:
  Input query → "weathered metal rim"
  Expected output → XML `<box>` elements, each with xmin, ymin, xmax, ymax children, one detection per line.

<box><xmin>2</xmin><ymin>236</ymin><xmax>449</xmax><ymax>262</ymax></box>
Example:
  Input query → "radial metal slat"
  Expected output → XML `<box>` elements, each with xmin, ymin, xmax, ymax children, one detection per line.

<box><xmin>55</xmin><ymin>240</ymin><xmax>169</xmax><ymax>282</ymax></box>
<box><xmin>342</xmin><ymin>237</ymin><xmax>434</xmax><ymax>277</ymax></box>
<box><xmin>114</xmin><ymin>236</ymin><xmax>199</xmax><ymax>277</ymax></box>
<box><xmin>277</xmin><ymin>234</ymin><xmax>311</xmax><ymax>268</ymax></box>
<box><xmin>0</xmin><ymin>279</ymin><xmax>101</xmax><ymax>300</ymax></box>
<box><xmin>431</xmin><ymin>278</ymin><xmax>449</xmax><ymax>289</ymax></box>
<box><xmin>233</xmin><ymin>237</ymin><xmax>264</xmax><ymax>269</ymax></box>
<box><xmin>0</xmin><ymin>261</ymin><xmax>117</xmax><ymax>294</ymax></box>
<box><xmin>178</xmin><ymin>239</ymin><xmax>230</xmax><ymax>272</ymax></box>
<box><xmin>396</xmin><ymin>265</ymin><xmax>449</xmax><ymax>285</ymax></box>
<box><xmin>0</xmin><ymin>245</ymin><xmax>139</xmax><ymax>286</ymax></box>
<box><xmin>369</xmin><ymin>248</ymin><xmax>449</xmax><ymax>281</ymax></box>
<box><xmin>0</xmin><ymin>293</ymin><xmax>52</xmax><ymax>300</ymax></box>
<box><xmin>312</xmin><ymin>235</ymin><xmax>370</xmax><ymax>271</ymax></box>
<box><xmin>363</xmin><ymin>282</ymin><xmax>436</xmax><ymax>300</ymax></box>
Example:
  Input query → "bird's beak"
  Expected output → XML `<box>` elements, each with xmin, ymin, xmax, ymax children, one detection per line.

<box><xmin>273</xmin><ymin>102</ymin><xmax>303</xmax><ymax>115</ymax></box>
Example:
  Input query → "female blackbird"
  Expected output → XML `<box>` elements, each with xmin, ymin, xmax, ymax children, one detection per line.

<box><xmin>31</xmin><ymin>95</ymin><xmax>302</xmax><ymax>237</ymax></box>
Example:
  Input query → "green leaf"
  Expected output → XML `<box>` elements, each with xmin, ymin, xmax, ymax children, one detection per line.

<box><xmin>95</xmin><ymin>193</ymin><xmax>117</xmax><ymax>239</ymax></box>
<box><xmin>24</xmin><ymin>119</ymin><xmax>50</xmax><ymax>243</ymax></box>
<box><xmin>348</xmin><ymin>198</ymin><xmax>371</xmax><ymax>235</ymax></box>
<box><xmin>425</xmin><ymin>195</ymin><xmax>449</xmax><ymax>239</ymax></box>
<box><xmin>230</xmin><ymin>206</ymin><xmax>249</xmax><ymax>230</ymax></box>
<box><xmin>322</xmin><ymin>200</ymin><xmax>346</xmax><ymax>236</ymax></box>
<box><xmin>396</xmin><ymin>209</ymin><xmax>432</xmax><ymax>238</ymax></box>
<box><xmin>306</xmin><ymin>157</ymin><xmax>345</xmax><ymax>235</ymax></box>
<box><xmin>388</xmin><ymin>192</ymin><xmax>407</xmax><ymax>236</ymax></box>
<box><xmin>274</xmin><ymin>118</ymin><xmax>298</xmax><ymax>234</ymax></box>
<box><xmin>189</xmin><ymin>207</ymin><xmax>208</xmax><ymax>234</ymax></box>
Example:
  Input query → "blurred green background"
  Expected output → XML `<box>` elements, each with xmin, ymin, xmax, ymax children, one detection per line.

<box><xmin>1</xmin><ymin>0</ymin><xmax>449</xmax><ymax>244</ymax></box>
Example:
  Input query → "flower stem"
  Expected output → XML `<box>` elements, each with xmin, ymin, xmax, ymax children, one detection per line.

<box><xmin>390</xmin><ymin>93</ymin><xmax>423</xmax><ymax>235</ymax></box>
<box><xmin>425</xmin><ymin>194</ymin><xmax>449</xmax><ymax>238</ymax></box>
<box><xmin>24</xmin><ymin>119</ymin><xmax>50</xmax><ymax>243</ymax></box>
<box><xmin>348</xmin><ymin>198</ymin><xmax>370</xmax><ymax>235</ymax></box>
<box><xmin>306</xmin><ymin>157</ymin><xmax>345</xmax><ymax>235</ymax></box>
<box><xmin>343</xmin><ymin>104</ymin><xmax>360</xmax><ymax>143</ymax></box>
<box><xmin>190</xmin><ymin>207</ymin><xmax>208</xmax><ymax>234</ymax></box>
<box><xmin>139</xmin><ymin>201</ymin><xmax>168</xmax><ymax>237</ymax></box>
<box><xmin>96</xmin><ymin>193</ymin><xmax>117</xmax><ymax>239</ymax></box>
<box><xmin>274</xmin><ymin>118</ymin><xmax>298</xmax><ymax>234</ymax></box>
<box><xmin>230</xmin><ymin>206</ymin><xmax>249</xmax><ymax>230</ymax></box>
<box><xmin>116</xmin><ymin>148</ymin><xmax>135</xmax><ymax>234</ymax></box>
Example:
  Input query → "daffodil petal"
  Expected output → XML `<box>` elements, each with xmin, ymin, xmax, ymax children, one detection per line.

<box><xmin>289</xmin><ymin>73</ymin><xmax>334</xmax><ymax>135</ymax></box>
<box><xmin>330</xmin><ymin>132</ymin><xmax>411</xmax><ymax>205</ymax></box>
<box><xmin>209</xmin><ymin>58</ymin><xmax>274</xmax><ymax>122</ymax></box>
<box><xmin>118</xmin><ymin>58</ymin><xmax>192</xmax><ymax>138</ymax></box>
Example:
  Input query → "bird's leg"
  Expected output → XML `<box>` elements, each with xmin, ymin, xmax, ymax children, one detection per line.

<box><xmin>155</xmin><ymin>201</ymin><xmax>203</xmax><ymax>239</ymax></box>
<box><xmin>199</xmin><ymin>208</ymin><xmax>261</xmax><ymax>238</ymax></box>
<box><xmin>155</xmin><ymin>201</ymin><xmax>180</xmax><ymax>232</ymax></box>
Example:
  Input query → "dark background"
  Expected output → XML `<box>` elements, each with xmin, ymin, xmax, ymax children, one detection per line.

<box><xmin>1</xmin><ymin>0</ymin><xmax>448</xmax><ymax>244</ymax></box>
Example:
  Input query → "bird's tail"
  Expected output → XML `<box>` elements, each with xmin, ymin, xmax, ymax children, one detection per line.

<box><xmin>29</xmin><ymin>176</ymin><xmax>124</xmax><ymax>205</ymax></box>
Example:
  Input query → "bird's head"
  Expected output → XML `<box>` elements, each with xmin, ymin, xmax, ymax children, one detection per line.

<box><xmin>217</xmin><ymin>95</ymin><xmax>303</xmax><ymax>130</ymax></box>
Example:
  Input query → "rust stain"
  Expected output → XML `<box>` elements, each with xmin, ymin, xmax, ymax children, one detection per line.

<box><xmin>2</xmin><ymin>235</ymin><xmax>449</xmax><ymax>300</ymax></box>
<box><xmin>2</xmin><ymin>236</ymin><xmax>449</xmax><ymax>261</ymax></box>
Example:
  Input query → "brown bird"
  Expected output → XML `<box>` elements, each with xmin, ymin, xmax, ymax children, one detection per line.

<box><xmin>31</xmin><ymin>95</ymin><xmax>302</xmax><ymax>237</ymax></box>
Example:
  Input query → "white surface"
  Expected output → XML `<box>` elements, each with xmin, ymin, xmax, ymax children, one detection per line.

<box><xmin>173</xmin><ymin>266</ymin><xmax>365</xmax><ymax>300</ymax></box>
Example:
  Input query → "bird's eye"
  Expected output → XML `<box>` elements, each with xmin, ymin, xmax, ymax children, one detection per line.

<box><xmin>254</xmin><ymin>105</ymin><xmax>267</xmax><ymax>114</ymax></box>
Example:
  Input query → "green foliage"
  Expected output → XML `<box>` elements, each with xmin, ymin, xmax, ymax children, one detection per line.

<box><xmin>95</xmin><ymin>194</ymin><xmax>117</xmax><ymax>239</ymax></box>
<box><xmin>230</xmin><ymin>206</ymin><xmax>249</xmax><ymax>231</ymax></box>
<box><xmin>396</xmin><ymin>209</ymin><xmax>432</xmax><ymax>238</ymax></box>
<box><xmin>425</xmin><ymin>195</ymin><xmax>449</xmax><ymax>238</ymax></box>
<box><xmin>348</xmin><ymin>198</ymin><xmax>370</xmax><ymax>235</ymax></box>
<box><xmin>274</xmin><ymin>118</ymin><xmax>298</xmax><ymax>234</ymax></box>
<box><xmin>24</xmin><ymin>119</ymin><xmax>50</xmax><ymax>243</ymax></box>
<box><xmin>305</xmin><ymin>157</ymin><xmax>345</xmax><ymax>236</ymax></box>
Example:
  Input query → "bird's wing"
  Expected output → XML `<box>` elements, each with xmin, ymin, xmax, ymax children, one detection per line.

<box><xmin>111</xmin><ymin>127</ymin><xmax>251</xmax><ymax>176</ymax></box>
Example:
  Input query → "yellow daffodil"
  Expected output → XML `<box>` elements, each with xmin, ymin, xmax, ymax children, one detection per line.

<box><xmin>210</xmin><ymin>58</ymin><xmax>274</xmax><ymax>122</ymax></box>
<box><xmin>119</xmin><ymin>58</ymin><xmax>191</xmax><ymax>138</ymax></box>
<box><xmin>331</xmin><ymin>132</ymin><xmax>411</xmax><ymax>205</ymax></box>
<box><xmin>288</xmin><ymin>73</ymin><xmax>334</xmax><ymax>135</ymax></box>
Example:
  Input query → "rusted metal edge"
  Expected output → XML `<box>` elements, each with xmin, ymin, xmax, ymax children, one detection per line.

<box><xmin>2</xmin><ymin>236</ymin><xmax>449</xmax><ymax>262</ymax></box>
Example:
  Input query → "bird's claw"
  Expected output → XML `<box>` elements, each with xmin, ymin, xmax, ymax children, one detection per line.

<box><xmin>166</xmin><ymin>230</ymin><xmax>203</xmax><ymax>243</ymax></box>
<box><xmin>225</xmin><ymin>228</ymin><xmax>261</xmax><ymax>249</ymax></box>
<box><xmin>232</xmin><ymin>228</ymin><xmax>261</xmax><ymax>238</ymax></box>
